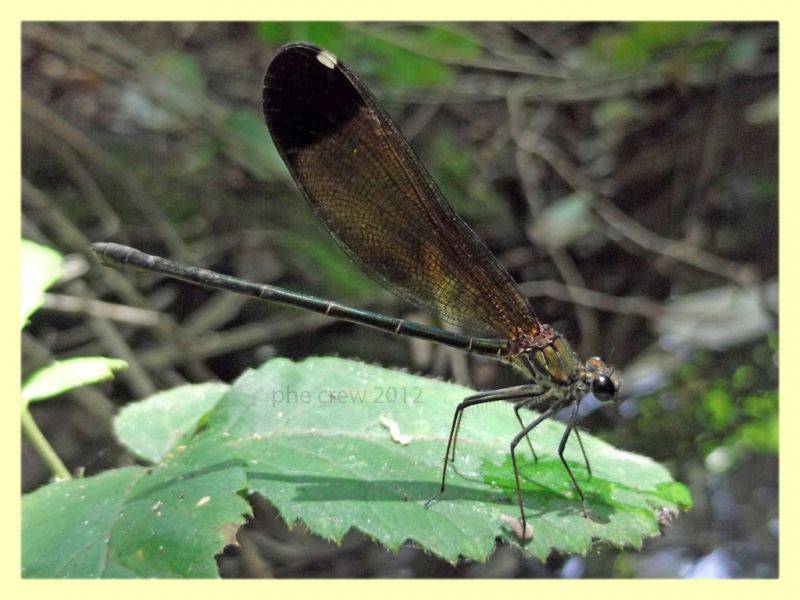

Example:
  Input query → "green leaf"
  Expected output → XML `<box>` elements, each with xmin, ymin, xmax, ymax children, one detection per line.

<box><xmin>22</xmin><ymin>358</ymin><xmax>691</xmax><ymax>575</ymax></box>
<box><xmin>731</xmin><ymin>414</ymin><xmax>778</xmax><ymax>454</ymax></box>
<box><xmin>22</xmin><ymin>439</ymin><xmax>250</xmax><ymax>578</ymax></box>
<box><xmin>221</xmin><ymin>108</ymin><xmax>285</xmax><ymax>180</ymax></box>
<box><xmin>295</xmin><ymin>22</ymin><xmax>350</xmax><ymax>54</ymax></box>
<box><xmin>355</xmin><ymin>25</ymin><xmax>478</xmax><ymax>89</ymax></box>
<box><xmin>115</xmin><ymin>382</ymin><xmax>229</xmax><ymax>463</ymax></box>
<box><xmin>702</xmin><ymin>387</ymin><xmax>735</xmax><ymax>431</ymax></box>
<box><xmin>22</xmin><ymin>357</ymin><xmax>128</xmax><ymax>407</ymax></box>
<box><xmin>21</xmin><ymin>239</ymin><xmax>63</xmax><ymax>328</ymax></box>
<box><xmin>732</xmin><ymin>365</ymin><xmax>758</xmax><ymax>391</ymax></box>
<box><xmin>417</xmin><ymin>25</ymin><xmax>481</xmax><ymax>60</ymax></box>
<box><xmin>360</xmin><ymin>36</ymin><xmax>452</xmax><ymax>89</ymax></box>
<box><xmin>255</xmin><ymin>24</ymin><xmax>478</xmax><ymax>90</ymax></box>
<box><xmin>588</xmin><ymin>22</ymin><xmax>709</xmax><ymax>72</ymax></box>
<box><xmin>254</xmin><ymin>22</ymin><xmax>292</xmax><ymax>45</ymax></box>
<box><xmin>203</xmin><ymin>357</ymin><xmax>690</xmax><ymax>563</ymax></box>
<box><xmin>254</xmin><ymin>22</ymin><xmax>352</xmax><ymax>57</ymax></box>
<box><xmin>628</xmin><ymin>22</ymin><xmax>708</xmax><ymax>50</ymax></box>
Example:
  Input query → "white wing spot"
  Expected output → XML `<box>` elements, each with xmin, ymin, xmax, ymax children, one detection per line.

<box><xmin>316</xmin><ymin>50</ymin><xmax>338</xmax><ymax>70</ymax></box>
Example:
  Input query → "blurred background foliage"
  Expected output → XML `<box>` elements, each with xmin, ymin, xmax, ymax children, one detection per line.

<box><xmin>21</xmin><ymin>22</ymin><xmax>777</xmax><ymax>578</ymax></box>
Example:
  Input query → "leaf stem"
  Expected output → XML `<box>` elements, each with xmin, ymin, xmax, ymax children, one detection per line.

<box><xmin>21</xmin><ymin>407</ymin><xmax>72</xmax><ymax>481</ymax></box>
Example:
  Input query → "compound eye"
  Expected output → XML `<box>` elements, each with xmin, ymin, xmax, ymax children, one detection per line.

<box><xmin>592</xmin><ymin>375</ymin><xmax>616</xmax><ymax>402</ymax></box>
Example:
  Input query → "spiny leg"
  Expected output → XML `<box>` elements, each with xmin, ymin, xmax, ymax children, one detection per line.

<box><xmin>513</xmin><ymin>399</ymin><xmax>546</xmax><ymax>462</ymax></box>
<box><xmin>572</xmin><ymin>426</ymin><xmax>592</xmax><ymax>478</ymax></box>
<box><xmin>510</xmin><ymin>405</ymin><xmax>560</xmax><ymax>541</ymax></box>
<box><xmin>449</xmin><ymin>408</ymin><xmax>464</xmax><ymax>462</ymax></box>
<box><xmin>448</xmin><ymin>385</ymin><xmax>542</xmax><ymax>463</ymax></box>
<box><xmin>426</xmin><ymin>385</ymin><xmax>540</xmax><ymax>508</ymax></box>
<box><xmin>557</xmin><ymin>401</ymin><xmax>588</xmax><ymax>517</ymax></box>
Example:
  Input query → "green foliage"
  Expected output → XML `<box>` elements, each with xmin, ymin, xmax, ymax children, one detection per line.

<box><xmin>114</xmin><ymin>383</ymin><xmax>228</xmax><ymax>463</ymax></box>
<box><xmin>728</xmin><ymin>390</ymin><xmax>778</xmax><ymax>454</ymax></box>
<box><xmin>20</xmin><ymin>239</ymin><xmax>129</xmax><ymax>481</ymax></box>
<box><xmin>255</xmin><ymin>22</ymin><xmax>479</xmax><ymax>89</ymax></box>
<box><xmin>698</xmin><ymin>376</ymin><xmax>778</xmax><ymax>458</ymax></box>
<box><xmin>588</xmin><ymin>22</ymin><xmax>713</xmax><ymax>72</ymax></box>
<box><xmin>702</xmin><ymin>387</ymin><xmax>735</xmax><ymax>430</ymax></box>
<box><xmin>358</xmin><ymin>26</ymin><xmax>479</xmax><ymax>89</ymax></box>
<box><xmin>22</xmin><ymin>440</ymin><xmax>250</xmax><ymax>578</ymax></box>
<box><xmin>21</xmin><ymin>239</ymin><xmax>63</xmax><ymax>329</ymax></box>
<box><xmin>624</xmin><ymin>341</ymin><xmax>778</xmax><ymax>467</ymax></box>
<box><xmin>256</xmin><ymin>22</ymin><xmax>348</xmax><ymax>51</ymax></box>
<box><xmin>23</xmin><ymin>357</ymin><xmax>690</xmax><ymax>576</ymax></box>
<box><xmin>21</xmin><ymin>240</ymin><xmax>129</xmax><ymax>408</ymax></box>
<box><xmin>22</xmin><ymin>357</ymin><xmax>128</xmax><ymax>407</ymax></box>
<box><xmin>221</xmin><ymin>108</ymin><xmax>285</xmax><ymax>180</ymax></box>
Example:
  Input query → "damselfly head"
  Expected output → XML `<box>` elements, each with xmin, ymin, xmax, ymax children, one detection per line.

<box><xmin>585</xmin><ymin>356</ymin><xmax>620</xmax><ymax>402</ymax></box>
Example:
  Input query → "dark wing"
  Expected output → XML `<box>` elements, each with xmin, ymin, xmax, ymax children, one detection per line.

<box><xmin>263</xmin><ymin>42</ymin><xmax>540</xmax><ymax>339</ymax></box>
